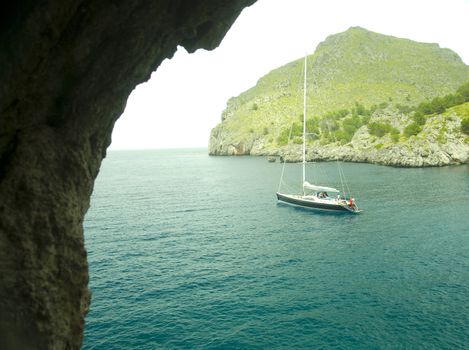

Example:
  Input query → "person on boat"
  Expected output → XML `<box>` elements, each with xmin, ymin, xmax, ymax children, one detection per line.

<box><xmin>349</xmin><ymin>197</ymin><xmax>354</xmax><ymax>207</ymax></box>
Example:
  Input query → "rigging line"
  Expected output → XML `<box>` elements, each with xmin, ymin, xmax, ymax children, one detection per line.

<box><xmin>334</xmin><ymin>153</ymin><xmax>353</xmax><ymax>200</ymax></box>
<box><xmin>325</xmin><ymin>119</ymin><xmax>348</xmax><ymax>198</ymax></box>
<box><xmin>317</xmin><ymin>159</ymin><xmax>329</xmax><ymax>186</ymax></box>
<box><xmin>279</xmin><ymin>167</ymin><xmax>300</xmax><ymax>194</ymax></box>
<box><xmin>338</xmin><ymin>162</ymin><xmax>348</xmax><ymax>199</ymax></box>
<box><xmin>336</xmin><ymin>160</ymin><xmax>345</xmax><ymax>196</ymax></box>
<box><xmin>281</xmin><ymin>181</ymin><xmax>296</xmax><ymax>194</ymax></box>
<box><xmin>342</xmin><ymin>164</ymin><xmax>352</xmax><ymax>198</ymax></box>
<box><xmin>340</xmin><ymin>163</ymin><xmax>355</xmax><ymax>200</ymax></box>
<box><xmin>277</xmin><ymin>123</ymin><xmax>295</xmax><ymax>192</ymax></box>
<box><xmin>335</xmin><ymin>158</ymin><xmax>346</xmax><ymax>198</ymax></box>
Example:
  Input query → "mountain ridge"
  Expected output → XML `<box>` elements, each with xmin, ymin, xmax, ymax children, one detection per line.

<box><xmin>209</xmin><ymin>27</ymin><xmax>469</xmax><ymax>166</ymax></box>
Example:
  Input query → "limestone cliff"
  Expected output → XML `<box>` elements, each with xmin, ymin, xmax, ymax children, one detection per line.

<box><xmin>209</xmin><ymin>27</ymin><xmax>469</xmax><ymax>166</ymax></box>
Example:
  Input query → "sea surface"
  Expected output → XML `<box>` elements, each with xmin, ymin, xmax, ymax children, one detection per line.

<box><xmin>83</xmin><ymin>148</ymin><xmax>469</xmax><ymax>349</ymax></box>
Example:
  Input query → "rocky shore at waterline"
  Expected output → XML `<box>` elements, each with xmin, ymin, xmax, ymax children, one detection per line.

<box><xmin>209</xmin><ymin>113</ymin><xmax>469</xmax><ymax>167</ymax></box>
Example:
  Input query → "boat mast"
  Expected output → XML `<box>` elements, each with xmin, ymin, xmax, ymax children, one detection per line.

<box><xmin>302</xmin><ymin>55</ymin><xmax>307</xmax><ymax>194</ymax></box>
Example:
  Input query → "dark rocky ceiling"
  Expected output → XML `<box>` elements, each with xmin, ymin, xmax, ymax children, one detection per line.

<box><xmin>0</xmin><ymin>1</ymin><xmax>256</xmax><ymax>348</ymax></box>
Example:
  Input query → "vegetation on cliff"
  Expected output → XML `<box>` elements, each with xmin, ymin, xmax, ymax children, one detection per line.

<box><xmin>210</xmin><ymin>27</ymin><xmax>469</xmax><ymax>165</ymax></box>
<box><xmin>284</xmin><ymin>81</ymin><xmax>469</xmax><ymax>145</ymax></box>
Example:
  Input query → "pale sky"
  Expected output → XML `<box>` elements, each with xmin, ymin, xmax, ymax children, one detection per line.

<box><xmin>109</xmin><ymin>0</ymin><xmax>469</xmax><ymax>150</ymax></box>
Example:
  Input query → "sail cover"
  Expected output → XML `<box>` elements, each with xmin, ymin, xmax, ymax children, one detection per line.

<box><xmin>303</xmin><ymin>181</ymin><xmax>339</xmax><ymax>193</ymax></box>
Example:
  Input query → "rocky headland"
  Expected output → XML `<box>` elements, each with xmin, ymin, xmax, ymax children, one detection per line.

<box><xmin>209</xmin><ymin>27</ymin><xmax>469</xmax><ymax>167</ymax></box>
<box><xmin>210</xmin><ymin>106</ymin><xmax>469</xmax><ymax>167</ymax></box>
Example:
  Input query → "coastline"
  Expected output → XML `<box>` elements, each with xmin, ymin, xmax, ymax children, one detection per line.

<box><xmin>209</xmin><ymin>114</ymin><xmax>469</xmax><ymax>168</ymax></box>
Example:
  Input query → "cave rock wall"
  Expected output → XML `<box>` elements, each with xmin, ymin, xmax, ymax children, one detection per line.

<box><xmin>0</xmin><ymin>1</ymin><xmax>255</xmax><ymax>348</ymax></box>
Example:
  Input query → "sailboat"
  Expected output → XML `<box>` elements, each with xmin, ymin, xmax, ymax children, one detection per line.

<box><xmin>276</xmin><ymin>55</ymin><xmax>361</xmax><ymax>214</ymax></box>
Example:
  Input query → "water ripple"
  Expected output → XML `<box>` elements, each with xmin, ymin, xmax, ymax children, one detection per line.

<box><xmin>84</xmin><ymin>150</ymin><xmax>469</xmax><ymax>349</ymax></box>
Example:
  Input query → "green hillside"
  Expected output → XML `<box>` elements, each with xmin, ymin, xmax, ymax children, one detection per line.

<box><xmin>210</xmin><ymin>27</ymin><xmax>469</xmax><ymax>152</ymax></box>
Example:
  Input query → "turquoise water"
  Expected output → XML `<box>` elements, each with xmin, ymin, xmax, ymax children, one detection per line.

<box><xmin>83</xmin><ymin>149</ymin><xmax>469</xmax><ymax>349</ymax></box>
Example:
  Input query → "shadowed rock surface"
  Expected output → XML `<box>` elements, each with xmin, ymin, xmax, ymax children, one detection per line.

<box><xmin>0</xmin><ymin>1</ymin><xmax>255</xmax><ymax>348</ymax></box>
